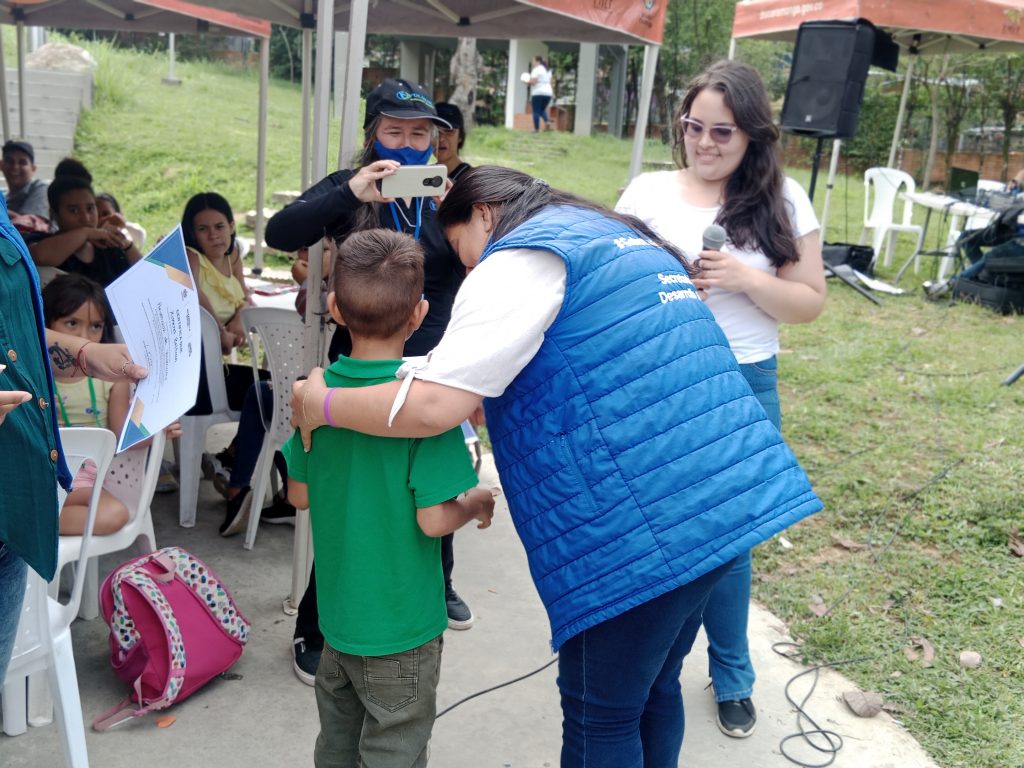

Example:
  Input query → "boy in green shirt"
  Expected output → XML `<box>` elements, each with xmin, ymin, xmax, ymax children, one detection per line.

<box><xmin>283</xmin><ymin>228</ymin><xmax>494</xmax><ymax>768</ymax></box>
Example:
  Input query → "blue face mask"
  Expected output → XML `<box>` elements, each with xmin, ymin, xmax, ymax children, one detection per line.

<box><xmin>373</xmin><ymin>140</ymin><xmax>433</xmax><ymax>166</ymax></box>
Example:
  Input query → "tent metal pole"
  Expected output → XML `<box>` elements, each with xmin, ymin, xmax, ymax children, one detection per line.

<box><xmin>16</xmin><ymin>22</ymin><xmax>25</xmax><ymax>138</ymax></box>
<box><xmin>0</xmin><ymin>28</ymin><xmax>9</xmax><ymax>142</ymax></box>
<box><xmin>887</xmin><ymin>55</ymin><xmax>916</xmax><ymax>169</ymax></box>
<box><xmin>728</xmin><ymin>37</ymin><xmax>736</xmax><ymax>60</ymax></box>
<box><xmin>301</xmin><ymin>28</ymin><xmax>312</xmax><ymax>190</ymax></box>
<box><xmin>628</xmin><ymin>44</ymin><xmax>660</xmax><ymax>182</ymax></box>
<box><xmin>253</xmin><ymin>36</ymin><xmax>269</xmax><ymax>274</ymax></box>
<box><xmin>337</xmin><ymin>0</ymin><xmax>368</xmax><ymax>171</ymax></box>
<box><xmin>819</xmin><ymin>139</ymin><xmax>842</xmax><ymax>246</ymax></box>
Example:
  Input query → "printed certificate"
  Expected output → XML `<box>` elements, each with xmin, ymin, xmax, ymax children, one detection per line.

<box><xmin>105</xmin><ymin>225</ymin><xmax>200</xmax><ymax>452</ymax></box>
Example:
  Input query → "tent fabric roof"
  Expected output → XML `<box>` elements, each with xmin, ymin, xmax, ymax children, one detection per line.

<box><xmin>184</xmin><ymin>0</ymin><xmax>667</xmax><ymax>45</ymax></box>
<box><xmin>0</xmin><ymin>0</ymin><xmax>270</xmax><ymax>37</ymax></box>
<box><xmin>732</xmin><ymin>0</ymin><xmax>1024</xmax><ymax>54</ymax></box>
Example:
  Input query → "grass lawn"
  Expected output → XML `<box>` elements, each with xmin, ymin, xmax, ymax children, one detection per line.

<box><xmin>55</xmin><ymin>40</ymin><xmax>1024</xmax><ymax>768</ymax></box>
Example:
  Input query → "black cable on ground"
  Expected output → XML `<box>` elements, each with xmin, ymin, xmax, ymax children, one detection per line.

<box><xmin>772</xmin><ymin>642</ymin><xmax>880</xmax><ymax>768</ymax></box>
<box><xmin>436</xmin><ymin>656</ymin><xmax>559</xmax><ymax>719</ymax></box>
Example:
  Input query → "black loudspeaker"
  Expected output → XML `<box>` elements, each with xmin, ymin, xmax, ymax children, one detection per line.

<box><xmin>780</xmin><ymin>21</ymin><xmax>880</xmax><ymax>139</ymax></box>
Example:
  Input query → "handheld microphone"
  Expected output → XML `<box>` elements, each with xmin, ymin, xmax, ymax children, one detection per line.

<box><xmin>702</xmin><ymin>224</ymin><xmax>727</xmax><ymax>252</ymax></box>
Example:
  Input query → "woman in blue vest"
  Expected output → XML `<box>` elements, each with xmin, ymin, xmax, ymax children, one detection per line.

<box><xmin>616</xmin><ymin>60</ymin><xmax>826</xmax><ymax>739</ymax></box>
<box><xmin>290</xmin><ymin>166</ymin><xmax>821</xmax><ymax>766</ymax></box>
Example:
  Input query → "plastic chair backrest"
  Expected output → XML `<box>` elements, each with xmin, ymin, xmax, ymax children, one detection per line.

<box><xmin>105</xmin><ymin>430</ymin><xmax>166</xmax><ymax>520</ymax></box>
<box><xmin>240</xmin><ymin>306</ymin><xmax>306</xmax><ymax>446</ymax></box>
<box><xmin>978</xmin><ymin>179</ymin><xmax>1004</xmax><ymax>193</ymax></box>
<box><xmin>865</xmin><ymin>167</ymin><xmax>916</xmax><ymax>228</ymax></box>
<box><xmin>198</xmin><ymin>307</ymin><xmax>232</xmax><ymax>414</ymax></box>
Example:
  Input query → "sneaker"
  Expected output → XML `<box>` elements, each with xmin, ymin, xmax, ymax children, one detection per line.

<box><xmin>156</xmin><ymin>460</ymin><xmax>178</xmax><ymax>494</ymax></box>
<box><xmin>201</xmin><ymin>452</ymin><xmax>222</xmax><ymax>480</ymax></box>
<box><xmin>263</xmin><ymin>496</ymin><xmax>296</xmax><ymax>526</ymax></box>
<box><xmin>293</xmin><ymin>638</ymin><xmax>321</xmax><ymax>686</ymax></box>
<box><xmin>212</xmin><ymin>472</ymin><xmax>234</xmax><ymax>499</ymax></box>
<box><xmin>215</xmin><ymin>445</ymin><xmax>235</xmax><ymax>471</ymax></box>
<box><xmin>716</xmin><ymin>698</ymin><xmax>757</xmax><ymax>738</ymax></box>
<box><xmin>445</xmin><ymin>586</ymin><xmax>474</xmax><ymax>630</ymax></box>
<box><xmin>219</xmin><ymin>488</ymin><xmax>252</xmax><ymax>537</ymax></box>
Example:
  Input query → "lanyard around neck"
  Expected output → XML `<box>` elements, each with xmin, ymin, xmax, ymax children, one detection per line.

<box><xmin>388</xmin><ymin>198</ymin><xmax>424</xmax><ymax>241</ymax></box>
<box><xmin>57</xmin><ymin>377</ymin><xmax>101</xmax><ymax>428</ymax></box>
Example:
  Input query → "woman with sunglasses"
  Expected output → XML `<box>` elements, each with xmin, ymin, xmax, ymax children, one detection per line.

<box><xmin>616</xmin><ymin>59</ymin><xmax>826</xmax><ymax>740</ymax></box>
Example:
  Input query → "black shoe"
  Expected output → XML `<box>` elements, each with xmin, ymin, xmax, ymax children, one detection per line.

<box><xmin>293</xmin><ymin>638</ymin><xmax>321</xmax><ymax>686</ymax></box>
<box><xmin>716</xmin><ymin>698</ymin><xmax>757</xmax><ymax>738</ymax></box>
<box><xmin>263</xmin><ymin>496</ymin><xmax>296</xmax><ymax>526</ymax></box>
<box><xmin>445</xmin><ymin>586</ymin><xmax>474</xmax><ymax>630</ymax></box>
<box><xmin>219</xmin><ymin>488</ymin><xmax>252</xmax><ymax>537</ymax></box>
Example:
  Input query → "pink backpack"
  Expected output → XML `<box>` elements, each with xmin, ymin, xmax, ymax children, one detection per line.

<box><xmin>93</xmin><ymin>547</ymin><xmax>251</xmax><ymax>730</ymax></box>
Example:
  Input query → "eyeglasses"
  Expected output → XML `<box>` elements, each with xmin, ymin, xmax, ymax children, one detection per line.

<box><xmin>680</xmin><ymin>117</ymin><xmax>739</xmax><ymax>145</ymax></box>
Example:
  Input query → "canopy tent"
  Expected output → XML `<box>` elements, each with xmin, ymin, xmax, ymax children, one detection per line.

<box><xmin>0</xmin><ymin>1</ymin><xmax>272</xmax><ymax>263</ymax></box>
<box><xmin>730</xmin><ymin>0</ymin><xmax>1024</xmax><ymax>240</ymax></box>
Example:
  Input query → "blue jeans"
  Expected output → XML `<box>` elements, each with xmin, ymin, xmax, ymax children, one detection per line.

<box><xmin>702</xmin><ymin>356</ymin><xmax>781</xmax><ymax>703</ymax></box>
<box><xmin>531</xmin><ymin>95</ymin><xmax>551</xmax><ymax>131</ymax></box>
<box><xmin>0</xmin><ymin>540</ymin><xmax>28</xmax><ymax>683</ymax></box>
<box><xmin>229</xmin><ymin>381</ymin><xmax>274</xmax><ymax>490</ymax></box>
<box><xmin>558</xmin><ymin>561</ymin><xmax>733</xmax><ymax>767</ymax></box>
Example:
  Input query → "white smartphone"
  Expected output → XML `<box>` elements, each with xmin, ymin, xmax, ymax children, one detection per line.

<box><xmin>378</xmin><ymin>165</ymin><xmax>448</xmax><ymax>199</ymax></box>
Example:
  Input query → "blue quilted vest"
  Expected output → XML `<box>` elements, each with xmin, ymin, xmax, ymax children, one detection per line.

<box><xmin>481</xmin><ymin>205</ymin><xmax>822</xmax><ymax>650</ymax></box>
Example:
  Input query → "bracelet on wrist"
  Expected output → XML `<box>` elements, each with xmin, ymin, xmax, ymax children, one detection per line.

<box><xmin>75</xmin><ymin>341</ymin><xmax>95</xmax><ymax>375</ymax></box>
<box><xmin>323</xmin><ymin>388</ymin><xmax>338</xmax><ymax>427</ymax></box>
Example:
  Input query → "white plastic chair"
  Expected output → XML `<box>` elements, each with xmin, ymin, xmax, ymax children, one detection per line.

<box><xmin>50</xmin><ymin>431</ymin><xmax>164</xmax><ymax>621</ymax></box>
<box><xmin>860</xmin><ymin>168</ymin><xmax>926</xmax><ymax>268</ymax></box>
<box><xmin>177</xmin><ymin>308</ymin><xmax>241</xmax><ymax>527</ymax></box>
<box><xmin>1</xmin><ymin>427</ymin><xmax>115</xmax><ymax>768</ymax></box>
<box><xmin>239</xmin><ymin>306</ymin><xmax>306</xmax><ymax>550</ymax></box>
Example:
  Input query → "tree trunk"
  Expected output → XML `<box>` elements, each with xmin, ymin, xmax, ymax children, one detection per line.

<box><xmin>449</xmin><ymin>37</ymin><xmax>480</xmax><ymax>131</ymax></box>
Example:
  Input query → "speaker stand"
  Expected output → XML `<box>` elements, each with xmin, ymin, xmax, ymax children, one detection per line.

<box><xmin>808</xmin><ymin>137</ymin><xmax>827</xmax><ymax>201</ymax></box>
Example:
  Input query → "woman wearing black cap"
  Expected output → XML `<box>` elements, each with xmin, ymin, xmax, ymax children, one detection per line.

<box><xmin>265</xmin><ymin>78</ymin><xmax>476</xmax><ymax>685</ymax></box>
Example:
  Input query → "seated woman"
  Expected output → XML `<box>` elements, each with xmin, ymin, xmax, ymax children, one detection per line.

<box><xmin>27</xmin><ymin>161</ymin><xmax>141</xmax><ymax>286</ymax></box>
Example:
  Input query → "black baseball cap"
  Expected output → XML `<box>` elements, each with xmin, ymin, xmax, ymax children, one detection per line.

<box><xmin>435</xmin><ymin>102</ymin><xmax>465</xmax><ymax>133</ymax></box>
<box><xmin>364</xmin><ymin>79</ymin><xmax>451</xmax><ymax>130</ymax></box>
<box><xmin>2</xmin><ymin>140</ymin><xmax>34</xmax><ymax>163</ymax></box>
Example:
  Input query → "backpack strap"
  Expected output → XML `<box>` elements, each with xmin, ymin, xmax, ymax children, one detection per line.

<box><xmin>163</xmin><ymin>546</ymin><xmax>250</xmax><ymax>644</ymax></box>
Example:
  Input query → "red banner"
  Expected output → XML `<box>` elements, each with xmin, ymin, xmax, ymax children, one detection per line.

<box><xmin>521</xmin><ymin>0</ymin><xmax>668</xmax><ymax>45</ymax></box>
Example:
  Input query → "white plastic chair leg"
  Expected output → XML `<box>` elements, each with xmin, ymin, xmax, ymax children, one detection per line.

<box><xmin>49</xmin><ymin>629</ymin><xmax>89</xmax><ymax>768</ymax></box>
<box><xmin>1</xmin><ymin>674</ymin><xmax>28</xmax><ymax>735</ymax></box>
<box><xmin>27</xmin><ymin>669</ymin><xmax>53</xmax><ymax>726</ymax></box>
<box><xmin>178</xmin><ymin>427</ymin><xmax>205</xmax><ymax>528</ymax></box>
<box><xmin>76</xmin><ymin>559</ymin><xmax>100</xmax><ymax>621</ymax></box>
<box><xmin>243</xmin><ymin>442</ymin><xmax>273</xmax><ymax>551</ymax></box>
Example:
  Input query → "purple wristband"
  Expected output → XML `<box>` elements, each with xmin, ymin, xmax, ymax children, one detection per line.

<box><xmin>323</xmin><ymin>388</ymin><xmax>338</xmax><ymax>428</ymax></box>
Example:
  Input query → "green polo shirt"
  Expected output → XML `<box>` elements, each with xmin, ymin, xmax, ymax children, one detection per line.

<box><xmin>282</xmin><ymin>356</ymin><xmax>479</xmax><ymax>657</ymax></box>
<box><xmin>0</xmin><ymin>234</ymin><xmax>64</xmax><ymax>579</ymax></box>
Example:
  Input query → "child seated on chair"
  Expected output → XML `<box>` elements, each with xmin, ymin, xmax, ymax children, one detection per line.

<box><xmin>27</xmin><ymin>159</ymin><xmax>142</xmax><ymax>287</ymax></box>
<box><xmin>42</xmin><ymin>274</ymin><xmax>180</xmax><ymax>535</ymax></box>
<box><xmin>281</xmin><ymin>229</ymin><xmax>495</xmax><ymax>768</ymax></box>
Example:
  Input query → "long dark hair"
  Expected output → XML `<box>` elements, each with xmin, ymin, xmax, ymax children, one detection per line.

<box><xmin>181</xmin><ymin>192</ymin><xmax>236</xmax><ymax>257</ymax></box>
<box><xmin>42</xmin><ymin>273</ymin><xmax>114</xmax><ymax>342</ymax></box>
<box><xmin>672</xmin><ymin>60</ymin><xmax>798</xmax><ymax>268</ymax></box>
<box><xmin>437</xmin><ymin>166</ymin><xmax>693</xmax><ymax>271</ymax></box>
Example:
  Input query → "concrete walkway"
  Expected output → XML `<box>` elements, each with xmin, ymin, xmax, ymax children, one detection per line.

<box><xmin>1</xmin><ymin>450</ymin><xmax>939</xmax><ymax>767</ymax></box>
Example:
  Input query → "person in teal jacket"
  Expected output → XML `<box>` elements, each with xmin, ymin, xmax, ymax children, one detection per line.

<box><xmin>0</xmin><ymin>197</ymin><xmax>146</xmax><ymax>683</ymax></box>
<box><xmin>289</xmin><ymin>166</ymin><xmax>821</xmax><ymax>766</ymax></box>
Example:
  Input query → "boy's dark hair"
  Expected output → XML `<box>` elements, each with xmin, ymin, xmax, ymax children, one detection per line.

<box><xmin>47</xmin><ymin>174</ymin><xmax>94</xmax><ymax>214</ymax></box>
<box><xmin>42</xmin><ymin>273</ymin><xmax>114</xmax><ymax>342</ymax></box>
<box><xmin>181</xmin><ymin>192</ymin><xmax>237</xmax><ymax>257</ymax></box>
<box><xmin>332</xmin><ymin>229</ymin><xmax>424</xmax><ymax>340</ymax></box>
